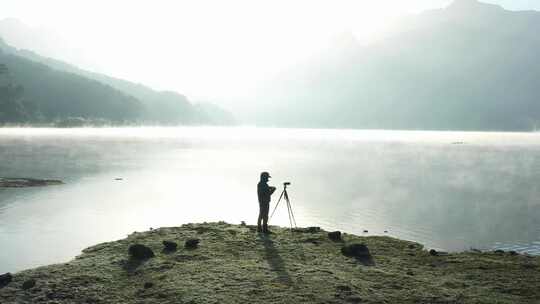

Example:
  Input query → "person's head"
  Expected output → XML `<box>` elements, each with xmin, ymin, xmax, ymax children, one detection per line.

<box><xmin>260</xmin><ymin>171</ymin><xmax>271</xmax><ymax>182</ymax></box>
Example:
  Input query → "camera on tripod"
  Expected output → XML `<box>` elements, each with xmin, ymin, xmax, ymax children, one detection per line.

<box><xmin>270</xmin><ymin>181</ymin><xmax>297</xmax><ymax>230</ymax></box>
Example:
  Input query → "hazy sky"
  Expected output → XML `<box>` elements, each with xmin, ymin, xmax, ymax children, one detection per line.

<box><xmin>1</xmin><ymin>0</ymin><xmax>539</xmax><ymax>101</ymax></box>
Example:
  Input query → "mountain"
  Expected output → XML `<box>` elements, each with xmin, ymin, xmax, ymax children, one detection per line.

<box><xmin>0</xmin><ymin>37</ymin><xmax>144</xmax><ymax>124</ymax></box>
<box><xmin>250</xmin><ymin>0</ymin><xmax>540</xmax><ymax>131</ymax></box>
<box><xmin>0</xmin><ymin>30</ymin><xmax>235</xmax><ymax>125</ymax></box>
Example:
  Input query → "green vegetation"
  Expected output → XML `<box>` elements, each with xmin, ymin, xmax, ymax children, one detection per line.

<box><xmin>0</xmin><ymin>37</ymin><xmax>234</xmax><ymax>126</ymax></box>
<box><xmin>1</xmin><ymin>222</ymin><xmax>538</xmax><ymax>303</ymax></box>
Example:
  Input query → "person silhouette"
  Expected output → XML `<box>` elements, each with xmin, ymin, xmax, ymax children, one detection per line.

<box><xmin>257</xmin><ymin>171</ymin><xmax>276</xmax><ymax>233</ymax></box>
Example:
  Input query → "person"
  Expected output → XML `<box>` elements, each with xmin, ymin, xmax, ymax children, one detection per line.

<box><xmin>257</xmin><ymin>171</ymin><xmax>276</xmax><ymax>233</ymax></box>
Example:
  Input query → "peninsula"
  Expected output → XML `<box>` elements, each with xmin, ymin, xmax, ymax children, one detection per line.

<box><xmin>0</xmin><ymin>222</ymin><xmax>538</xmax><ymax>303</ymax></box>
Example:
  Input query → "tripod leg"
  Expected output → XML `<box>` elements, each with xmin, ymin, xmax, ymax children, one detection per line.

<box><xmin>284</xmin><ymin>191</ymin><xmax>297</xmax><ymax>228</ymax></box>
<box><xmin>285</xmin><ymin>198</ymin><xmax>293</xmax><ymax>230</ymax></box>
<box><xmin>269</xmin><ymin>189</ymin><xmax>285</xmax><ymax>221</ymax></box>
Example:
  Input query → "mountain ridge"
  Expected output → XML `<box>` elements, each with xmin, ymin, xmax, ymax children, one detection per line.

<box><xmin>247</xmin><ymin>0</ymin><xmax>540</xmax><ymax>131</ymax></box>
<box><xmin>0</xmin><ymin>36</ymin><xmax>235</xmax><ymax>125</ymax></box>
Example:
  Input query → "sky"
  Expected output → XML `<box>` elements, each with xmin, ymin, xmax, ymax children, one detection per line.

<box><xmin>1</xmin><ymin>0</ymin><xmax>539</xmax><ymax>102</ymax></box>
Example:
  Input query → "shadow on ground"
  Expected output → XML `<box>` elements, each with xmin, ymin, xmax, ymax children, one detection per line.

<box><xmin>258</xmin><ymin>234</ymin><xmax>294</xmax><ymax>286</ymax></box>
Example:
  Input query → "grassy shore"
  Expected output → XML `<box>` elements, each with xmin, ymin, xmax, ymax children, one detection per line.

<box><xmin>1</xmin><ymin>222</ymin><xmax>539</xmax><ymax>303</ymax></box>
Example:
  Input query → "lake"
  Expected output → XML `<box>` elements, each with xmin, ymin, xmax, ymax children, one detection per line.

<box><xmin>1</xmin><ymin>127</ymin><xmax>540</xmax><ymax>273</ymax></box>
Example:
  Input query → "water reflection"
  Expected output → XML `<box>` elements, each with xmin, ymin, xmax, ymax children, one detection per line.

<box><xmin>0</xmin><ymin>127</ymin><xmax>540</xmax><ymax>273</ymax></box>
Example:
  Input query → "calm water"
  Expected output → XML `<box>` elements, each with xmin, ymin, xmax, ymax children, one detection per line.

<box><xmin>1</xmin><ymin>127</ymin><xmax>540</xmax><ymax>272</ymax></box>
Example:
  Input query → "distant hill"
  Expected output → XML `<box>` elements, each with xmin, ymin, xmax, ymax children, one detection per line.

<box><xmin>250</xmin><ymin>0</ymin><xmax>540</xmax><ymax>131</ymax></box>
<box><xmin>0</xmin><ymin>35</ymin><xmax>234</xmax><ymax>125</ymax></box>
<box><xmin>0</xmin><ymin>37</ymin><xmax>144</xmax><ymax>124</ymax></box>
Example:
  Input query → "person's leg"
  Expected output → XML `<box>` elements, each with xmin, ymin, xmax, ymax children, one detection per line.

<box><xmin>257</xmin><ymin>203</ymin><xmax>263</xmax><ymax>232</ymax></box>
<box><xmin>262</xmin><ymin>202</ymin><xmax>270</xmax><ymax>233</ymax></box>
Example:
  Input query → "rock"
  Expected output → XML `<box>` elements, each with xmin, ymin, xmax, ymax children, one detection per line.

<box><xmin>128</xmin><ymin>244</ymin><xmax>155</xmax><ymax>260</ymax></box>
<box><xmin>162</xmin><ymin>241</ymin><xmax>178</xmax><ymax>251</ymax></box>
<box><xmin>363</xmin><ymin>230</ymin><xmax>368</xmax><ymax>233</ymax></box>
<box><xmin>185</xmin><ymin>238</ymin><xmax>200</xmax><ymax>249</ymax></box>
<box><xmin>341</xmin><ymin>244</ymin><xmax>373</xmax><ymax>263</ymax></box>
<box><xmin>384</xmin><ymin>230</ymin><xmax>388</xmax><ymax>233</ymax></box>
<box><xmin>509</xmin><ymin>251</ymin><xmax>518</xmax><ymax>256</ymax></box>
<box><xmin>328</xmin><ymin>231</ymin><xmax>342</xmax><ymax>241</ymax></box>
<box><xmin>494</xmin><ymin>249</ymin><xmax>505</xmax><ymax>254</ymax></box>
<box><xmin>22</xmin><ymin>279</ymin><xmax>36</xmax><ymax>290</ymax></box>
<box><xmin>429</xmin><ymin>249</ymin><xmax>438</xmax><ymax>256</ymax></box>
<box><xmin>144</xmin><ymin>282</ymin><xmax>154</xmax><ymax>289</ymax></box>
<box><xmin>0</xmin><ymin>273</ymin><xmax>12</xmax><ymax>288</ymax></box>
<box><xmin>0</xmin><ymin>178</ymin><xmax>63</xmax><ymax>188</ymax></box>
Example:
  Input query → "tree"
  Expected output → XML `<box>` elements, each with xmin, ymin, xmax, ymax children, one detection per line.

<box><xmin>0</xmin><ymin>64</ymin><xmax>31</xmax><ymax>123</ymax></box>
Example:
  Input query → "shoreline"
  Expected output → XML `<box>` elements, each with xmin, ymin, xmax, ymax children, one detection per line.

<box><xmin>1</xmin><ymin>222</ymin><xmax>538</xmax><ymax>303</ymax></box>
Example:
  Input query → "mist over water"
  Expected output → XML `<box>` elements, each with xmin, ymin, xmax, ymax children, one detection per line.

<box><xmin>1</xmin><ymin>127</ymin><xmax>540</xmax><ymax>272</ymax></box>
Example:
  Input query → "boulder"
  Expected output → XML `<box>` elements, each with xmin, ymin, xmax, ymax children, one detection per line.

<box><xmin>341</xmin><ymin>243</ymin><xmax>375</xmax><ymax>265</ymax></box>
<box><xmin>342</xmin><ymin>244</ymin><xmax>371</xmax><ymax>259</ymax></box>
<box><xmin>128</xmin><ymin>244</ymin><xmax>155</xmax><ymax>260</ymax></box>
<box><xmin>22</xmin><ymin>279</ymin><xmax>36</xmax><ymax>290</ymax></box>
<box><xmin>185</xmin><ymin>238</ymin><xmax>200</xmax><ymax>249</ymax></box>
<box><xmin>162</xmin><ymin>241</ymin><xmax>178</xmax><ymax>251</ymax></box>
<box><xmin>328</xmin><ymin>231</ymin><xmax>342</xmax><ymax>241</ymax></box>
<box><xmin>0</xmin><ymin>273</ymin><xmax>12</xmax><ymax>288</ymax></box>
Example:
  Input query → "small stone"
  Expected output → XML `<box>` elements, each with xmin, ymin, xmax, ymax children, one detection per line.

<box><xmin>185</xmin><ymin>238</ymin><xmax>200</xmax><ymax>249</ymax></box>
<box><xmin>162</xmin><ymin>241</ymin><xmax>178</xmax><ymax>251</ymax></box>
<box><xmin>22</xmin><ymin>279</ymin><xmax>36</xmax><ymax>290</ymax></box>
<box><xmin>144</xmin><ymin>282</ymin><xmax>154</xmax><ymax>289</ymax></box>
<box><xmin>328</xmin><ymin>231</ymin><xmax>342</xmax><ymax>241</ymax></box>
<box><xmin>429</xmin><ymin>249</ymin><xmax>438</xmax><ymax>256</ymax></box>
<box><xmin>0</xmin><ymin>273</ymin><xmax>13</xmax><ymax>288</ymax></box>
<box><xmin>128</xmin><ymin>244</ymin><xmax>155</xmax><ymax>260</ymax></box>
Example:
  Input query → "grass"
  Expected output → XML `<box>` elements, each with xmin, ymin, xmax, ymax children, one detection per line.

<box><xmin>1</xmin><ymin>222</ymin><xmax>539</xmax><ymax>303</ymax></box>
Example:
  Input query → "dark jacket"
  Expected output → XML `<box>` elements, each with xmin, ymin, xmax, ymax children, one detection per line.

<box><xmin>257</xmin><ymin>181</ymin><xmax>275</xmax><ymax>204</ymax></box>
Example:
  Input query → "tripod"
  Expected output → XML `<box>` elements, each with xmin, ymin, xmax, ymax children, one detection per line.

<box><xmin>269</xmin><ymin>182</ymin><xmax>297</xmax><ymax>230</ymax></box>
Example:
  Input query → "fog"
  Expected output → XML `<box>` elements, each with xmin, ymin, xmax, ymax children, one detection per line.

<box><xmin>1</xmin><ymin>127</ymin><xmax>540</xmax><ymax>272</ymax></box>
<box><xmin>1</xmin><ymin>0</ymin><xmax>537</xmax><ymax>104</ymax></box>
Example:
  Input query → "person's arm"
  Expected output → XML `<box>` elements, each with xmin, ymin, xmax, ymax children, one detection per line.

<box><xmin>269</xmin><ymin>186</ymin><xmax>276</xmax><ymax>195</ymax></box>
